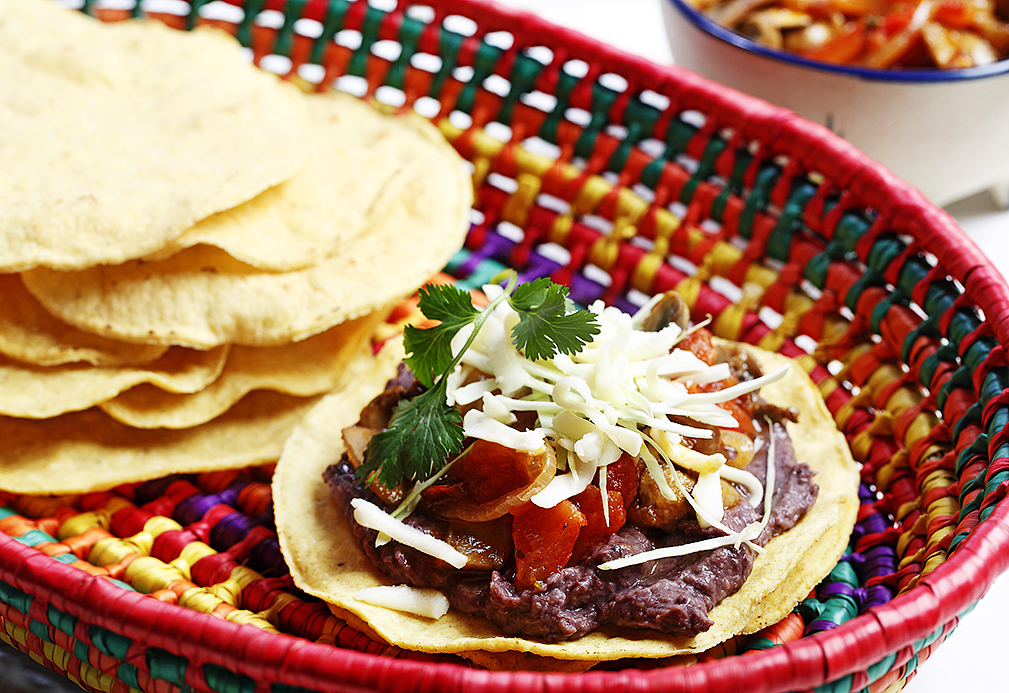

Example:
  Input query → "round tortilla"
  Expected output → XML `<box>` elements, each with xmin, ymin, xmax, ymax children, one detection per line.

<box><xmin>21</xmin><ymin>109</ymin><xmax>472</xmax><ymax>349</ymax></box>
<box><xmin>0</xmin><ymin>1</ymin><xmax>308</xmax><ymax>271</ymax></box>
<box><xmin>0</xmin><ymin>274</ymin><xmax>167</xmax><ymax>367</ymax></box>
<box><xmin>99</xmin><ymin>307</ymin><xmax>393</xmax><ymax>429</ymax></box>
<box><xmin>0</xmin><ymin>339</ymin><xmax>404</xmax><ymax>495</ymax></box>
<box><xmin>272</xmin><ymin>342</ymin><xmax>860</xmax><ymax>664</ymax></box>
<box><xmin>144</xmin><ymin>92</ymin><xmax>447</xmax><ymax>272</ymax></box>
<box><xmin>0</xmin><ymin>344</ymin><xmax>227</xmax><ymax>419</ymax></box>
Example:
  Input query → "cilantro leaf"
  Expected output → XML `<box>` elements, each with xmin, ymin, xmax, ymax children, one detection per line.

<box><xmin>403</xmin><ymin>284</ymin><xmax>479</xmax><ymax>388</ymax></box>
<box><xmin>361</xmin><ymin>274</ymin><xmax>600</xmax><ymax>488</ymax></box>
<box><xmin>509</xmin><ymin>278</ymin><xmax>600</xmax><ymax>360</ymax></box>
<box><xmin>359</xmin><ymin>380</ymin><xmax>465</xmax><ymax>488</ymax></box>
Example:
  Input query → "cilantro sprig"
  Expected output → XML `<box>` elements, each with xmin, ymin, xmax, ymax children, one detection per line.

<box><xmin>357</xmin><ymin>273</ymin><xmax>600</xmax><ymax>488</ymax></box>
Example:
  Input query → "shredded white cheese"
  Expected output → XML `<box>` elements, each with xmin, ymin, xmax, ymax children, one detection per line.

<box><xmin>596</xmin><ymin>526</ymin><xmax>763</xmax><ymax>571</ymax></box>
<box><xmin>355</xmin><ymin>585</ymin><xmax>451</xmax><ymax>619</ymax></box>
<box><xmin>351</xmin><ymin>498</ymin><xmax>468</xmax><ymax>569</ymax></box>
<box><xmin>355</xmin><ymin>287</ymin><xmax>790</xmax><ymax>569</ymax></box>
<box><xmin>447</xmin><ymin>296</ymin><xmax>788</xmax><ymax>527</ymax></box>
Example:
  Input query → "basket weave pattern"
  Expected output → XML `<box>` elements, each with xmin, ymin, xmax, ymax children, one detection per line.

<box><xmin>2</xmin><ymin>1</ymin><xmax>1009</xmax><ymax>692</ymax></box>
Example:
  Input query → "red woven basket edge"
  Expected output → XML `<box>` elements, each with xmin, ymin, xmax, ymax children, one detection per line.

<box><xmin>4</xmin><ymin>476</ymin><xmax>1009</xmax><ymax>693</ymax></box>
<box><xmin>417</xmin><ymin>0</ymin><xmax>1009</xmax><ymax>342</ymax></box>
<box><xmin>3</xmin><ymin>1</ymin><xmax>1009</xmax><ymax>691</ymax></box>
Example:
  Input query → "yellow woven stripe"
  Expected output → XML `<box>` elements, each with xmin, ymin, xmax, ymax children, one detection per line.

<box><xmin>124</xmin><ymin>555</ymin><xmax>188</xmax><ymax>594</ymax></box>
<box><xmin>436</xmin><ymin>120</ymin><xmax>680</xmax><ymax>250</ymax></box>
<box><xmin>58</xmin><ymin>510</ymin><xmax>110</xmax><ymax>541</ymax></box>
<box><xmin>171</xmin><ymin>540</ymin><xmax>217</xmax><ymax>581</ymax></box>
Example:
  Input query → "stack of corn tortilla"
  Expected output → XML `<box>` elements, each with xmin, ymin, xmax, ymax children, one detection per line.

<box><xmin>0</xmin><ymin>1</ymin><xmax>470</xmax><ymax>494</ymax></box>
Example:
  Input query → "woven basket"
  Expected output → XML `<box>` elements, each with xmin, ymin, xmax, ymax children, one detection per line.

<box><xmin>3</xmin><ymin>1</ymin><xmax>1009</xmax><ymax>691</ymax></box>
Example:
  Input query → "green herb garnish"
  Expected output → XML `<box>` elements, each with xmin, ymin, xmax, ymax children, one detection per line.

<box><xmin>357</xmin><ymin>273</ymin><xmax>600</xmax><ymax>488</ymax></box>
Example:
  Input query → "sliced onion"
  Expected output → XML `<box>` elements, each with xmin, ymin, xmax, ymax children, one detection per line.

<box><xmin>428</xmin><ymin>444</ymin><xmax>557</xmax><ymax>522</ymax></box>
<box><xmin>341</xmin><ymin>425</ymin><xmax>405</xmax><ymax>505</ymax></box>
<box><xmin>721</xmin><ymin>429</ymin><xmax>755</xmax><ymax>469</ymax></box>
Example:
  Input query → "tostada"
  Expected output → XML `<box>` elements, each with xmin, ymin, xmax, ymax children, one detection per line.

<box><xmin>273</xmin><ymin>277</ymin><xmax>859</xmax><ymax>667</ymax></box>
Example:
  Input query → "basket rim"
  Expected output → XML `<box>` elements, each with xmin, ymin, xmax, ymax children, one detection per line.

<box><xmin>345</xmin><ymin>0</ymin><xmax>1009</xmax><ymax>343</ymax></box>
<box><xmin>213</xmin><ymin>1</ymin><xmax>1007</xmax><ymax>347</ymax></box>
<box><xmin>5</xmin><ymin>1</ymin><xmax>1009</xmax><ymax>691</ymax></box>
<box><xmin>3</xmin><ymin>499</ymin><xmax>1008</xmax><ymax>692</ymax></box>
<box><xmin>663</xmin><ymin>0</ymin><xmax>1009</xmax><ymax>83</ymax></box>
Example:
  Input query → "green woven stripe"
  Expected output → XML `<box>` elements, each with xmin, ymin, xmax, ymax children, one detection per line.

<box><xmin>118</xmin><ymin>660</ymin><xmax>141</xmax><ymax>690</ymax></box>
<box><xmin>28</xmin><ymin>616</ymin><xmax>50</xmax><ymax>643</ymax></box>
<box><xmin>951</xmin><ymin>400</ymin><xmax>982</xmax><ymax>445</ymax></box>
<box><xmin>738</xmin><ymin>165</ymin><xmax>779</xmax><ymax>240</ymax></box>
<box><xmin>832</xmin><ymin>213</ymin><xmax>872</xmax><ymax>255</ymax></box>
<box><xmin>186</xmin><ymin>0</ymin><xmax>211</xmax><ymax>30</ymax></box>
<box><xmin>271</xmin><ymin>0</ymin><xmax>307</xmax><ymax>59</ymax></box>
<box><xmin>235</xmin><ymin>0</ymin><xmax>265</xmax><ymax>49</ymax></box>
<box><xmin>74</xmin><ymin>638</ymin><xmax>90</xmax><ymax>664</ymax></box>
<box><xmin>843</xmin><ymin>268</ymin><xmax>885</xmax><ymax>315</ymax></box>
<box><xmin>862</xmin><ymin>651</ymin><xmax>899</xmax><ymax>691</ymax></box>
<box><xmin>765</xmin><ymin>181</ymin><xmax>816</xmax><ymax>262</ymax></box>
<box><xmin>0</xmin><ymin>506</ymin><xmax>16</xmax><ymax>520</ymax></box>
<box><xmin>955</xmin><ymin>436</ymin><xmax>989</xmax><ymax>476</ymax></box>
<box><xmin>938</xmin><ymin>367</ymin><xmax>973</xmax><ymax>412</ymax></box>
<box><xmin>148</xmin><ymin>647</ymin><xmax>189</xmax><ymax>687</ymax></box>
<box><xmin>429</xmin><ymin>29</ymin><xmax>463</xmax><ymax>102</ymax></box>
<box><xmin>679</xmin><ymin>136</ymin><xmax>727</xmax><ymax>206</ymax></box>
<box><xmin>949</xmin><ymin>311</ymin><xmax>985</xmax><ymax>348</ymax></box>
<box><xmin>48</xmin><ymin>605</ymin><xmax>78</xmax><ymax>636</ymax></box>
<box><xmin>919</xmin><ymin>278</ymin><xmax>958</xmax><ymax>318</ymax></box>
<box><xmin>456</xmin><ymin>257</ymin><xmax>506</xmax><ymax>291</ymax></box>
<box><xmin>89</xmin><ymin>624</ymin><xmax>132</xmax><ymax>659</ymax></box>
<box><xmin>310</xmin><ymin>0</ymin><xmax>350</xmax><ymax>66</ymax></box>
<box><xmin>865</xmin><ymin>234</ymin><xmax>905</xmax><ymax>276</ymax></box>
<box><xmin>979</xmin><ymin>367</ymin><xmax>1009</xmax><ymax>407</ymax></box>
<box><xmin>0</xmin><ymin>580</ymin><xmax>32</xmax><ymax>614</ymax></box>
<box><xmin>204</xmin><ymin>662</ymin><xmax>256</xmax><ymax>693</ymax></box>
<box><xmin>919</xmin><ymin>342</ymin><xmax>958</xmax><ymax>390</ymax></box>
<box><xmin>815</xmin><ymin>673</ymin><xmax>854</xmax><ymax>693</ymax></box>
<box><xmin>894</xmin><ymin>255</ymin><xmax>931</xmax><ymax>297</ymax></box>
<box><xmin>347</xmin><ymin>4</ymin><xmax>386</xmax><ymax>80</ymax></box>
<box><xmin>15</xmin><ymin>529</ymin><xmax>58</xmax><ymax>548</ymax></box>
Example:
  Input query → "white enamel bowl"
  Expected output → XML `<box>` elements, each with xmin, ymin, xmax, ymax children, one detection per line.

<box><xmin>662</xmin><ymin>0</ymin><xmax>1009</xmax><ymax>208</ymax></box>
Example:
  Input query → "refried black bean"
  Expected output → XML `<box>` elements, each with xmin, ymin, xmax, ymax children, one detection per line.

<box><xmin>324</xmin><ymin>421</ymin><xmax>817</xmax><ymax>642</ymax></box>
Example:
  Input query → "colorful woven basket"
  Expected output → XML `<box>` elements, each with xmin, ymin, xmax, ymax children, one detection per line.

<box><xmin>3</xmin><ymin>0</ymin><xmax>1009</xmax><ymax>691</ymax></box>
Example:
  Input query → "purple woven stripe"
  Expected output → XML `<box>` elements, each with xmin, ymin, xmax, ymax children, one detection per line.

<box><xmin>172</xmin><ymin>481</ymin><xmax>287</xmax><ymax>577</ymax></box>
<box><xmin>456</xmin><ymin>227</ymin><xmax>641</xmax><ymax>313</ymax></box>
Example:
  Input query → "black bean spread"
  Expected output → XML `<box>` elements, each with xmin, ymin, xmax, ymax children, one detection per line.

<box><xmin>325</xmin><ymin>368</ymin><xmax>817</xmax><ymax>642</ymax></box>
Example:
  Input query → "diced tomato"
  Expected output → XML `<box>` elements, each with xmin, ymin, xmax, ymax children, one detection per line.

<box><xmin>678</xmin><ymin>328</ymin><xmax>718</xmax><ymax>366</ymax></box>
<box><xmin>602</xmin><ymin>453</ymin><xmax>639</xmax><ymax>512</ymax></box>
<box><xmin>688</xmin><ymin>376</ymin><xmax>757</xmax><ymax>437</ymax></box>
<box><xmin>801</xmin><ymin>21</ymin><xmax>867</xmax><ymax>64</ymax></box>
<box><xmin>933</xmin><ymin>0</ymin><xmax>972</xmax><ymax>28</ymax></box>
<box><xmin>569</xmin><ymin>484</ymin><xmax>626</xmax><ymax>565</ymax></box>
<box><xmin>882</xmin><ymin>5</ymin><xmax>916</xmax><ymax>35</ymax></box>
<box><xmin>511</xmin><ymin>500</ymin><xmax>586</xmax><ymax>590</ymax></box>
<box><xmin>718</xmin><ymin>398</ymin><xmax>757</xmax><ymax>437</ymax></box>
<box><xmin>424</xmin><ymin>439</ymin><xmax>535</xmax><ymax>510</ymax></box>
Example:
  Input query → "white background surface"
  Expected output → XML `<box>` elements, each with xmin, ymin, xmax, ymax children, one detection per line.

<box><xmin>492</xmin><ymin>1</ymin><xmax>1009</xmax><ymax>691</ymax></box>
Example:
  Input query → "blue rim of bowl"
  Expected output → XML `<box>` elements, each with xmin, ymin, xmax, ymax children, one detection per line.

<box><xmin>666</xmin><ymin>0</ymin><xmax>1009</xmax><ymax>82</ymax></box>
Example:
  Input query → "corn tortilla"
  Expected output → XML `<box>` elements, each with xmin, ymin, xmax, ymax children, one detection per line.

<box><xmin>273</xmin><ymin>342</ymin><xmax>859</xmax><ymax>663</ymax></box>
<box><xmin>0</xmin><ymin>344</ymin><xmax>227</xmax><ymax>419</ymax></box>
<box><xmin>0</xmin><ymin>340</ymin><xmax>403</xmax><ymax>495</ymax></box>
<box><xmin>145</xmin><ymin>93</ymin><xmax>448</xmax><ymax>272</ymax></box>
<box><xmin>21</xmin><ymin>113</ymin><xmax>472</xmax><ymax>349</ymax></box>
<box><xmin>0</xmin><ymin>274</ymin><xmax>167</xmax><ymax>367</ymax></box>
<box><xmin>99</xmin><ymin>307</ymin><xmax>393</xmax><ymax>429</ymax></box>
<box><xmin>0</xmin><ymin>1</ymin><xmax>308</xmax><ymax>271</ymax></box>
